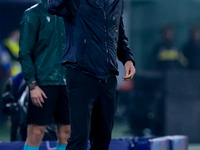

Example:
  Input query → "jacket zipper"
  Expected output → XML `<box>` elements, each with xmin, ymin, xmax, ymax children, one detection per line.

<box><xmin>103</xmin><ymin>1</ymin><xmax>109</xmax><ymax>64</ymax></box>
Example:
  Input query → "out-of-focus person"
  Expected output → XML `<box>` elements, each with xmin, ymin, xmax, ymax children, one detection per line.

<box><xmin>183</xmin><ymin>26</ymin><xmax>200</xmax><ymax>70</ymax></box>
<box><xmin>2</xmin><ymin>29</ymin><xmax>21</xmax><ymax>76</ymax></box>
<box><xmin>151</xmin><ymin>25</ymin><xmax>187</xmax><ymax>70</ymax></box>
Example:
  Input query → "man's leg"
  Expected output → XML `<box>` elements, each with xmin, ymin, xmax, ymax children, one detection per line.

<box><xmin>65</xmin><ymin>68</ymin><xmax>99</xmax><ymax>150</ymax></box>
<box><xmin>54</xmin><ymin>86</ymin><xmax>71</xmax><ymax>150</ymax></box>
<box><xmin>24</xmin><ymin>125</ymin><xmax>45</xmax><ymax>150</ymax></box>
<box><xmin>90</xmin><ymin>76</ymin><xmax>117</xmax><ymax>150</ymax></box>
<box><xmin>56</xmin><ymin>124</ymin><xmax>71</xmax><ymax>150</ymax></box>
<box><xmin>24</xmin><ymin>86</ymin><xmax>59</xmax><ymax>150</ymax></box>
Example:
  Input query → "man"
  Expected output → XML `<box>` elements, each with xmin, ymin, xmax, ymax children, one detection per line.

<box><xmin>183</xmin><ymin>26</ymin><xmax>200</xmax><ymax>70</ymax></box>
<box><xmin>151</xmin><ymin>25</ymin><xmax>187</xmax><ymax>70</ymax></box>
<box><xmin>46</xmin><ymin>0</ymin><xmax>136</xmax><ymax>150</ymax></box>
<box><xmin>18</xmin><ymin>0</ymin><xmax>70</xmax><ymax>150</ymax></box>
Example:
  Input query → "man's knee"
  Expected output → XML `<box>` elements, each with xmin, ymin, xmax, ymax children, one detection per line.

<box><xmin>57</xmin><ymin>124</ymin><xmax>71</xmax><ymax>144</ymax></box>
<box><xmin>27</xmin><ymin>125</ymin><xmax>46</xmax><ymax>137</ymax></box>
<box><xmin>26</xmin><ymin>125</ymin><xmax>46</xmax><ymax>147</ymax></box>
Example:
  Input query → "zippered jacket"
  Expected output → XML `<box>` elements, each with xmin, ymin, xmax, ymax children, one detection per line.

<box><xmin>46</xmin><ymin>0</ymin><xmax>135</xmax><ymax>79</ymax></box>
<box><xmin>19</xmin><ymin>1</ymin><xmax>66</xmax><ymax>86</ymax></box>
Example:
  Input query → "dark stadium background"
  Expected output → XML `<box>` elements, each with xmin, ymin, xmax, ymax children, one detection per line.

<box><xmin>1</xmin><ymin>0</ymin><xmax>200</xmax><ymax>150</ymax></box>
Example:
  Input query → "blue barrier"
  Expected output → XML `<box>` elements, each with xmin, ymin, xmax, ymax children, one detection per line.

<box><xmin>108</xmin><ymin>139</ymin><xmax>132</xmax><ymax>150</ymax></box>
<box><xmin>0</xmin><ymin>135</ymin><xmax>188</xmax><ymax>150</ymax></box>
<box><xmin>0</xmin><ymin>141</ymin><xmax>57</xmax><ymax>150</ymax></box>
<box><xmin>150</xmin><ymin>137</ymin><xmax>170</xmax><ymax>150</ymax></box>
<box><xmin>87</xmin><ymin>139</ymin><xmax>132</xmax><ymax>150</ymax></box>
<box><xmin>166</xmin><ymin>135</ymin><xmax>188</xmax><ymax>150</ymax></box>
<box><xmin>132</xmin><ymin>137</ymin><xmax>153</xmax><ymax>150</ymax></box>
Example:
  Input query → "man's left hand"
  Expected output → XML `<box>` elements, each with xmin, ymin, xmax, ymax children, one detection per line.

<box><xmin>123</xmin><ymin>61</ymin><xmax>136</xmax><ymax>80</ymax></box>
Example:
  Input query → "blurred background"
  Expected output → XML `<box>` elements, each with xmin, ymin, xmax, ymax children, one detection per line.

<box><xmin>1</xmin><ymin>0</ymin><xmax>200</xmax><ymax>149</ymax></box>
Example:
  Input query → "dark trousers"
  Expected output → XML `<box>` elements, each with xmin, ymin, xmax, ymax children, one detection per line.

<box><xmin>66</xmin><ymin>68</ymin><xmax>117</xmax><ymax>150</ymax></box>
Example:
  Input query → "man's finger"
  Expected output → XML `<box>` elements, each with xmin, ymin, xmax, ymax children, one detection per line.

<box><xmin>39</xmin><ymin>96</ymin><xmax>45</xmax><ymax>104</ymax></box>
<box><xmin>123</xmin><ymin>73</ymin><xmax>132</xmax><ymax>80</ymax></box>
<box><xmin>125</xmin><ymin>67</ymin><xmax>129</xmax><ymax>77</ymax></box>
<box><xmin>123</xmin><ymin>67</ymin><xmax>135</xmax><ymax>80</ymax></box>
<box><xmin>42</xmin><ymin>91</ymin><xmax>47</xmax><ymax>99</ymax></box>
<box><xmin>32</xmin><ymin>97</ymin><xmax>42</xmax><ymax>107</ymax></box>
<box><xmin>36</xmin><ymin>98</ymin><xmax>43</xmax><ymax>107</ymax></box>
<box><xmin>34</xmin><ymin>98</ymin><xmax>40</xmax><ymax>107</ymax></box>
<box><xmin>123</xmin><ymin>75</ymin><xmax>132</xmax><ymax>80</ymax></box>
<box><xmin>129</xmin><ymin>67</ymin><xmax>136</xmax><ymax>77</ymax></box>
<box><xmin>31</xmin><ymin>97</ymin><xmax>37</xmax><ymax>106</ymax></box>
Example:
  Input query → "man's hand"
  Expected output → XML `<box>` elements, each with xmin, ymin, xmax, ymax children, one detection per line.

<box><xmin>123</xmin><ymin>61</ymin><xmax>136</xmax><ymax>80</ymax></box>
<box><xmin>30</xmin><ymin>86</ymin><xmax>47</xmax><ymax>107</ymax></box>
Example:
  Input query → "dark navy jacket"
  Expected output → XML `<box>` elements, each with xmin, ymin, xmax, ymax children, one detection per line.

<box><xmin>46</xmin><ymin>0</ymin><xmax>135</xmax><ymax>79</ymax></box>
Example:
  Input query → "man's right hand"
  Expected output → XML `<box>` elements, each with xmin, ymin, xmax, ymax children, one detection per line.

<box><xmin>30</xmin><ymin>86</ymin><xmax>47</xmax><ymax>107</ymax></box>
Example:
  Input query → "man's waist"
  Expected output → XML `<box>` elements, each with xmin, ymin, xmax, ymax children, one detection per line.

<box><xmin>64</xmin><ymin>65</ymin><xmax>118</xmax><ymax>80</ymax></box>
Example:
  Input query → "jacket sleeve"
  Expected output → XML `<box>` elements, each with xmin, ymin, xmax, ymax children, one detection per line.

<box><xmin>46</xmin><ymin>0</ymin><xmax>75</xmax><ymax>17</ymax></box>
<box><xmin>117</xmin><ymin>16</ymin><xmax>135</xmax><ymax>66</ymax></box>
<box><xmin>18</xmin><ymin>10</ymin><xmax>39</xmax><ymax>84</ymax></box>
